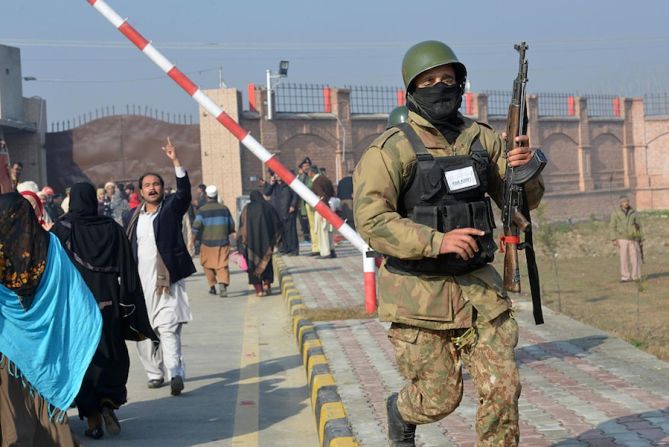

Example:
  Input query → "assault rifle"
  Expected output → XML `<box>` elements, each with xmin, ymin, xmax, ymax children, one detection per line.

<box><xmin>500</xmin><ymin>42</ymin><xmax>547</xmax><ymax>324</ymax></box>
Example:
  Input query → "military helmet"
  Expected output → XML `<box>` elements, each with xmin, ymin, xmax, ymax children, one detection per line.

<box><xmin>401</xmin><ymin>40</ymin><xmax>467</xmax><ymax>90</ymax></box>
<box><xmin>387</xmin><ymin>105</ymin><xmax>409</xmax><ymax>128</ymax></box>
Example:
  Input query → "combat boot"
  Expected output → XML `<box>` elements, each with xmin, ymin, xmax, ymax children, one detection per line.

<box><xmin>386</xmin><ymin>393</ymin><xmax>416</xmax><ymax>447</ymax></box>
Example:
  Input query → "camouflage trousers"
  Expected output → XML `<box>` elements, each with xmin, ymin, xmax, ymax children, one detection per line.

<box><xmin>388</xmin><ymin>311</ymin><xmax>521</xmax><ymax>446</ymax></box>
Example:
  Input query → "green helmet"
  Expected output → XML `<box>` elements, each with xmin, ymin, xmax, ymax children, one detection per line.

<box><xmin>387</xmin><ymin>106</ymin><xmax>409</xmax><ymax>128</ymax></box>
<box><xmin>401</xmin><ymin>40</ymin><xmax>467</xmax><ymax>90</ymax></box>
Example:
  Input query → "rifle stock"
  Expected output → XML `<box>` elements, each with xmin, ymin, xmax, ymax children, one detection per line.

<box><xmin>503</xmin><ymin>242</ymin><xmax>521</xmax><ymax>293</ymax></box>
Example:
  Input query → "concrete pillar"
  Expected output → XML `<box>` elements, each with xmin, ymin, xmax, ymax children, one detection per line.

<box><xmin>258</xmin><ymin>86</ymin><xmax>278</xmax><ymax>181</ymax></box>
<box><xmin>11</xmin><ymin>96</ymin><xmax>47</xmax><ymax>187</ymax></box>
<box><xmin>626</xmin><ymin>97</ymin><xmax>650</xmax><ymax>208</ymax></box>
<box><xmin>475</xmin><ymin>93</ymin><xmax>488</xmax><ymax>124</ymax></box>
<box><xmin>576</xmin><ymin>96</ymin><xmax>594</xmax><ymax>191</ymax></box>
<box><xmin>331</xmin><ymin>88</ymin><xmax>352</xmax><ymax>182</ymax></box>
<box><xmin>621</xmin><ymin>98</ymin><xmax>637</xmax><ymax>189</ymax></box>
<box><xmin>527</xmin><ymin>94</ymin><xmax>540</xmax><ymax>150</ymax></box>
<box><xmin>199</xmin><ymin>88</ymin><xmax>244</xmax><ymax>219</ymax></box>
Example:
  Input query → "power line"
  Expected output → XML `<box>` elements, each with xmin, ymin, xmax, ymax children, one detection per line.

<box><xmin>3</xmin><ymin>36</ymin><xmax>669</xmax><ymax>51</ymax></box>
<box><xmin>24</xmin><ymin>66</ymin><xmax>220</xmax><ymax>84</ymax></box>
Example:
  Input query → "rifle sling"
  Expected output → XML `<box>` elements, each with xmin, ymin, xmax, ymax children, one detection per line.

<box><xmin>521</xmin><ymin>190</ymin><xmax>544</xmax><ymax>325</ymax></box>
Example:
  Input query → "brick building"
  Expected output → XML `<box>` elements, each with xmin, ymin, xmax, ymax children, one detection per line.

<box><xmin>200</xmin><ymin>85</ymin><xmax>669</xmax><ymax>220</ymax></box>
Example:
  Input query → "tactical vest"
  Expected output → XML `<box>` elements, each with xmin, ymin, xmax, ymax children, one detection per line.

<box><xmin>385</xmin><ymin>122</ymin><xmax>497</xmax><ymax>276</ymax></box>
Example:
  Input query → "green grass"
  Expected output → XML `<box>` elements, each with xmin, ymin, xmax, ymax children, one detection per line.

<box><xmin>511</xmin><ymin>213</ymin><xmax>669</xmax><ymax>361</ymax></box>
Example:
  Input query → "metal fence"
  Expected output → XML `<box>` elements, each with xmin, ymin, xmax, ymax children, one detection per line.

<box><xmin>347</xmin><ymin>85</ymin><xmax>404</xmax><ymax>114</ymax></box>
<box><xmin>275</xmin><ymin>83</ymin><xmax>328</xmax><ymax>113</ymax></box>
<box><xmin>586</xmin><ymin>94</ymin><xmax>621</xmax><ymax>118</ymax></box>
<box><xmin>50</xmin><ymin>104</ymin><xmax>195</xmax><ymax>132</ymax></box>
<box><xmin>644</xmin><ymin>93</ymin><xmax>669</xmax><ymax>116</ymax></box>
<box><xmin>536</xmin><ymin>92</ymin><xmax>573</xmax><ymax>117</ymax></box>
<box><xmin>482</xmin><ymin>90</ymin><xmax>512</xmax><ymax>116</ymax></box>
<box><xmin>485</xmin><ymin>91</ymin><xmax>626</xmax><ymax>118</ymax></box>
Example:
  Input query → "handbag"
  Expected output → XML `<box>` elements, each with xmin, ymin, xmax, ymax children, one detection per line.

<box><xmin>231</xmin><ymin>250</ymin><xmax>248</xmax><ymax>272</ymax></box>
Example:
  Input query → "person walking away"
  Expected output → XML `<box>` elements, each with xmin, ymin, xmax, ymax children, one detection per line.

<box><xmin>238</xmin><ymin>191</ymin><xmax>283</xmax><ymax>297</ymax></box>
<box><xmin>354</xmin><ymin>40</ymin><xmax>544</xmax><ymax>446</ymax></box>
<box><xmin>53</xmin><ymin>183</ymin><xmax>157</xmax><ymax>440</ymax></box>
<box><xmin>610</xmin><ymin>195</ymin><xmax>643</xmax><ymax>282</ymax></box>
<box><xmin>105</xmin><ymin>182</ymin><xmax>129</xmax><ymax>226</ymax></box>
<box><xmin>191</xmin><ymin>185</ymin><xmax>236</xmax><ymax>297</ymax></box>
<box><xmin>122</xmin><ymin>192</ymin><xmax>142</xmax><ymax>228</ymax></box>
<box><xmin>299</xmin><ymin>158</ymin><xmax>320</xmax><ymax>256</ymax></box>
<box><xmin>0</xmin><ymin>192</ymin><xmax>102</xmax><ymax>447</ymax></box>
<box><xmin>263</xmin><ymin>172</ymin><xmax>299</xmax><ymax>255</ymax></box>
<box><xmin>336</xmin><ymin>168</ymin><xmax>355</xmax><ymax>231</ymax></box>
<box><xmin>195</xmin><ymin>183</ymin><xmax>207</xmax><ymax>209</ymax></box>
<box><xmin>308</xmin><ymin>166</ymin><xmax>337</xmax><ymax>258</ymax></box>
<box><xmin>42</xmin><ymin>185</ymin><xmax>63</xmax><ymax>222</ymax></box>
<box><xmin>296</xmin><ymin>160</ymin><xmax>312</xmax><ymax>244</ymax></box>
<box><xmin>126</xmin><ymin>137</ymin><xmax>195</xmax><ymax>396</ymax></box>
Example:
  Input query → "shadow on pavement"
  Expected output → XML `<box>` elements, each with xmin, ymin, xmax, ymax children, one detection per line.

<box><xmin>288</xmin><ymin>266</ymin><xmax>342</xmax><ymax>275</ymax></box>
<box><xmin>69</xmin><ymin>356</ymin><xmax>308</xmax><ymax>446</ymax></box>
<box><xmin>553</xmin><ymin>406</ymin><xmax>669</xmax><ymax>446</ymax></box>
<box><xmin>517</xmin><ymin>335</ymin><xmax>608</xmax><ymax>364</ymax></box>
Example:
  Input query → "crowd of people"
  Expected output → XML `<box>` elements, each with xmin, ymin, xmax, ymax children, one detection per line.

<box><xmin>0</xmin><ymin>138</ymin><xmax>207</xmax><ymax>445</ymax></box>
<box><xmin>0</xmin><ymin>130</ymin><xmax>359</xmax><ymax>444</ymax></box>
<box><xmin>260</xmin><ymin>156</ymin><xmax>355</xmax><ymax>260</ymax></box>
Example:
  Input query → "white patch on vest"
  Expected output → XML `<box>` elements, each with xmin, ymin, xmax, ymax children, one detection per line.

<box><xmin>445</xmin><ymin>166</ymin><xmax>478</xmax><ymax>191</ymax></box>
<box><xmin>490</xmin><ymin>375</ymin><xmax>497</xmax><ymax>384</ymax></box>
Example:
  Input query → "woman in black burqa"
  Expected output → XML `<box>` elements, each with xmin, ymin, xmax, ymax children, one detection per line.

<box><xmin>53</xmin><ymin>183</ymin><xmax>157</xmax><ymax>440</ymax></box>
<box><xmin>238</xmin><ymin>190</ymin><xmax>283</xmax><ymax>296</ymax></box>
<box><xmin>1</xmin><ymin>192</ymin><xmax>96</xmax><ymax>446</ymax></box>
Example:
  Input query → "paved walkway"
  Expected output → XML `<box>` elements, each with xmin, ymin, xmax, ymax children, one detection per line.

<box><xmin>67</xmin><ymin>260</ymin><xmax>318</xmax><ymax>447</ymax></box>
<box><xmin>280</xmin><ymin>242</ymin><xmax>669</xmax><ymax>447</ymax></box>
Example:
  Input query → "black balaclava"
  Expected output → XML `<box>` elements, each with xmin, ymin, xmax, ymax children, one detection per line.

<box><xmin>407</xmin><ymin>81</ymin><xmax>465</xmax><ymax>144</ymax></box>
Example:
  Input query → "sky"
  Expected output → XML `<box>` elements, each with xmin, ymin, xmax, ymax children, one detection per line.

<box><xmin>3</xmin><ymin>0</ymin><xmax>669</xmax><ymax>126</ymax></box>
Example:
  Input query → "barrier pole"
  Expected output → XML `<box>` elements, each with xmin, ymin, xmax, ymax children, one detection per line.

<box><xmin>85</xmin><ymin>0</ymin><xmax>377</xmax><ymax>313</ymax></box>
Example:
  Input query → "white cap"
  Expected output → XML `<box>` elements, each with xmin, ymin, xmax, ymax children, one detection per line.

<box><xmin>205</xmin><ymin>185</ymin><xmax>218</xmax><ymax>198</ymax></box>
<box><xmin>17</xmin><ymin>181</ymin><xmax>40</xmax><ymax>193</ymax></box>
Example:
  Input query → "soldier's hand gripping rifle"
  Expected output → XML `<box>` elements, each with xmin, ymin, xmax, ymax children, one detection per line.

<box><xmin>500</xmin><ymin>42</ymin><xmax>547</xmax><ymax>324</ymax></box>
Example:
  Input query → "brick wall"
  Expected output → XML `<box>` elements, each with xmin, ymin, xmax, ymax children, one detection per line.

<box><xmin>33</xmin><ymin>87</ymin><xmax>669</xmax><ymax>222</ymax></box>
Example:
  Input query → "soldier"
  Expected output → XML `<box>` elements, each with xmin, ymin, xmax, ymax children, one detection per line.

<box><xmin>609</xmin><ymin>195</ymin><xmax>643</xmax><ymax>282</ymax></box>
<box><xmin>354</xmin><ymin>40</ymin><xmax>544</xmax><ymax>446</ymax></box>
<box><xmin>387</xmin><ymin>105</ymin><xmax>409</xmax><ymax>128</ymax></box>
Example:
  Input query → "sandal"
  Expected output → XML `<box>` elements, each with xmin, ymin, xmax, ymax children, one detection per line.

<box><xmin>101</xmin><ymin>404</ymin><xmax>121</xmax><ymax>436</ymax></box>
<box><xmin>85</xmin><ymin>413</ymin><xmax>104</xmax><ymax>440</ymax></box>
<box><xmin>85</xmin><ymin>426</ymin><xmax>104</xmax><ymax>440</ymax></box>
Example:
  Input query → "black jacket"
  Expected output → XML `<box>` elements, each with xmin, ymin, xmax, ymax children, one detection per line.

<box><xmin>129</xmin><ymin>171</ymin><xmax>196</xmax><ymax>284</ymax></box>
<box><xmin>263</xmin><ymin>182</ymin><xmax>298</xmax><ymax>220</ymax></box>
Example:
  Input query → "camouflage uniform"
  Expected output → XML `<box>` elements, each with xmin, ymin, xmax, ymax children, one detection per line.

<box><xmin>354</xmin><ymin>110</ymin><xmax>544</xmax><ymax>445</ymax></box>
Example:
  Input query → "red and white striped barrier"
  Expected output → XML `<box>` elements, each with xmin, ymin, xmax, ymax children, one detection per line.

<box><xmin>85</xmin><ymin>0</ymin><xmax>377</xmax><ymax>313</ymax></box>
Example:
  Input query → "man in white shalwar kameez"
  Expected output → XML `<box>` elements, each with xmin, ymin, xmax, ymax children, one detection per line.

<box><xmin>127</xmin><ymin>138</ymin><xmax>196</xmax><ymax>396</ymax></box>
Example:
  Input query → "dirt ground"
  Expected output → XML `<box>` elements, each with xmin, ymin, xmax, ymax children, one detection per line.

<box><xmin>512</xmin><ymin>209</ymin><xmax>669</xmax><ymax>361</ymax></box>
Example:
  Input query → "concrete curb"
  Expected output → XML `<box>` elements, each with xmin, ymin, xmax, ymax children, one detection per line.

<box><xmin>274</xmin><ymin>256</ymin><xmax>359</xmax><ymax>447</ymax></box>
